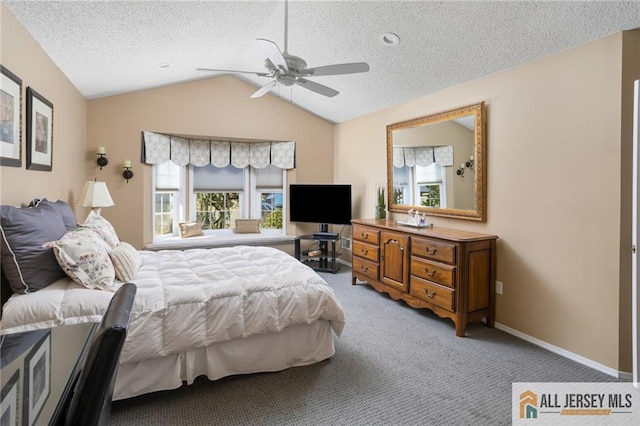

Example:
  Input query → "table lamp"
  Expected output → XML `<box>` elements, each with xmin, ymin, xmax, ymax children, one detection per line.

<box><xmin>76</xmin><ymin>181</ymin><xmax>114</xmax><ymax>214</ymax></box>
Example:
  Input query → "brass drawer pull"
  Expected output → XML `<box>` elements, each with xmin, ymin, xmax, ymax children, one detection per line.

<box><xmin>361</xmin><ymin>249</ymin><xmax>369</xmax><ymax>255</ymax></box>
<box><xmin>425</xmin><ymin>290</ymin><xmax>436</xmax><ymax>298</ymax></box>
<box><xmin>425</xmin><ymin>268</ymin><xmax>437</xmax><ymax>277</ymax></box>
<box><xmin>360</xmin><ymin>266</ymin><xmax>369</xmax><ymax>272</ymax></box>
<box><xmin>361</xmin><ymin>232</ymin><xmax>369</xmax><ymax>239</ymax></box>
<box><xmin>425</xmin><ymin>247</ymin><xmax>438</xmax><ymax>256</ymax></box>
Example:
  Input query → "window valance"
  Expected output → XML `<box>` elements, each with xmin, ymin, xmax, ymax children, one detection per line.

<box><xmin>392</xmin><ymin>146</ymin><xmax>454</xmax><ymax>168</ymax></box>
<box><xmin>141</xmin><ymin>131</ymin><xmax>296</xmax><ymax>169</ymax></box>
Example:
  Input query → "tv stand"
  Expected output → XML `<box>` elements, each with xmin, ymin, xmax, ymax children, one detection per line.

<box><xmin>294</xmin><ymin>233</ymin><xmax>340</xmax><ymax>273</ymax></box>
<box><xmin>313</xmin><ymin>231</ymin><xmax>339</xmax><ymax>239</ymax></box>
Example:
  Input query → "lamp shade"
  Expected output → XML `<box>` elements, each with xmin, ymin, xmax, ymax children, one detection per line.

<box><xmin>76</xmin><ymin>181</ymin><xmax>114</xmax><ymax>208</ymax></box>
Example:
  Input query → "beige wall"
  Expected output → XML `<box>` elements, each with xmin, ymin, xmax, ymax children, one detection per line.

<box><xmin>0</xmin><ymin>5</ymin><xmax>87</xmax><ymax>209</ymax></box>
<box><xmin>86</xmin><ymin>76</ymin><xmax>335</xmax><ymax>248</ymax></box>
<box><xmin>336</xmin><ymin>30</ymin><xmax>640</xmax><ymax>372</ymax></box>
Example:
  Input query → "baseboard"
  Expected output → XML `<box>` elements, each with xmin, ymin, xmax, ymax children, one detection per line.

<box><xmin>495</xmin><ymin>322</ymin><xmax>630</xmax><ymax>380</ymax></box>
<box><xmin>337</xmin><ymin>258</ymin><xmax>352</xmax><ymax>268</ymax></box>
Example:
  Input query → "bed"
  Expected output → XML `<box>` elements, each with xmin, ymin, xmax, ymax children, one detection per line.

<box><xmin>0</xmin><ymin>199</ymin><xmax>345</xmax><ymax>400</ymax></box>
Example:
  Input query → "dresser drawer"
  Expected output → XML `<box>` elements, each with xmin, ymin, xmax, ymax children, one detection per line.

<box><xmin>410</xmin><ymin>276</ymin><xmax>455</xmax><ymax>312</ymax></box>
<box><xmin>411</xmin><ymin>257</ymin><xmax>455</xmax><ymax>288</ymax></box>
<box><xmin>353</xmin><ymin>225</ymin><xmax>380</xmax><ymax>245</ymax></box>
<box><xmin>411</xmin><ymin>238</ymin><xmax>456</xmax><ymax>265</ymax></box>
<box><xmin>353</xmin><ymin>240</ymin><xmax>380</xmax><ymax>262</ymax></box>
<box><xmin>353</xmin><ymin>256</ymin><xmax>379</xmax><ymax>282</ymax></box>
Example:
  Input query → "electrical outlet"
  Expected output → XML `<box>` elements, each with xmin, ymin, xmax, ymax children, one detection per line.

<box><xmin>342</xmin><ymin>237</ymin><xmax>352</xmax><ymax>250</ymax></box>
<box><xmin>495</xmin><ymin>281</ymin><xmax>503</xmax><ymax>295</ymax></box>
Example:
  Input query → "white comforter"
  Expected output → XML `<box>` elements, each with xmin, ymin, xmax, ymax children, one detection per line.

<box><xmin>0</xmin><ymin>246</ymin><xmax>345</xmax><ymax>364</ymax></box>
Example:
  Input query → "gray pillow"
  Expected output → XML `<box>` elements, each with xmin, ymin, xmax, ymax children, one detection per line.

<box><xmin>31</xmin><ymin>198</ymin><xmax>78</xmax><ymax>230</ymax></box>
<box><xmin>0</xmin><ymin>204</ymin><xmax>68</xmax><ymax>294</ymax></box>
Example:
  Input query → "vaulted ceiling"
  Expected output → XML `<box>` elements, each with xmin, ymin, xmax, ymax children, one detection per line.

<box><xmin>4</xmin><ymin>1</ymin><xmax>640</xmax><ymax>123</ymax></box>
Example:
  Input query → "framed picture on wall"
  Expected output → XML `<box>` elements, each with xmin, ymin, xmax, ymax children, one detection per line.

<box><xmin>0</xmin><ymin>65</ymin><xmax>22</xmax><ymax>167</ymax></box>
<box><xmin>1</xmin><ymin>370</ymin><xmax>20</xmax><ymax>426</ymax></box>
<box><xmin>22</xmin><ymin>331</ymin><xmax>50</xmax><ymax>426</ymax></box>
<box><xmin>26</xmin><ymin>87</ymin><xmax>53</xmax><ymax>171</ymax></box>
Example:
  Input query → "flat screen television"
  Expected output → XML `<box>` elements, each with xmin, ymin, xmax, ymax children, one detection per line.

<box><xmin>289</xmin><ymin>184</ymin><xmax>352</xmax><ymax>232</ymax></box>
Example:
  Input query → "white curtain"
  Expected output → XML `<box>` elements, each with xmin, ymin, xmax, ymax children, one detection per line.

<box><xmin>143</xmin><ymin>131</ymin><xmax>170</xmax><ymax>164</ymax></box>
<box><xmin>271</xmin><ymin>142</ymin><xmax>296</xmax><ymax>169</ymax></box>
<box><xmin>433</xmin><ymin>146</ymin><xmax>454</xmax><ymax>166</ymax></box>
<box><xmin>170</xmin><ymin>137</ymin><xmax>190</xmax><ymax>166</ymax></box>
<box><xmin>190</xmin><ymin>140</ymin><xmax>210</xmax><ymax>167</ymax></box>
<box><xmin>393</xmin><ymin>146</ymin><xmax>454</xmax><ymax>167</ymax></box>
<box><xmin>415</xmin><ymin>147</ymin><xmax>433</xmax><ymax>167</ymax></box>
<box><xmin>393</xmin><ymin>147</ymin><xmax>405</xmax><ymax>168</ymax></box>
<box><xmin>211</xmin><ymin>141</ymin><xmax>231</xmax><ymax>167</ymax></box>
<box><xmin>142</xmin><ymin>131</ymin><xmax>296</xmax><ymax>169</ymax></box>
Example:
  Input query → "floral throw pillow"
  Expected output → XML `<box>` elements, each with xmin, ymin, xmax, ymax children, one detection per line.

<box><xmin>53</xmin><ymin>227</ymin><xmax>116</xmax><ymax>291</ymax></box>
<box><xmin>80</xmin><ymin>210</ymin><xmax>120</xmax><ymax>248</ymax></box>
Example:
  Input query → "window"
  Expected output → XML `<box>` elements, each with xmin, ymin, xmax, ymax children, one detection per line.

<box><xmin>192</xmin><ymin>164</ymin><xmax>244</xmax><ymax>230</ymax></box>
<box><xmin>419</xmin><ymin>184</ymin><xmax>442</xmax><ymax>207</ymax></box>
<box><xmin>155</xmin><ymin>192</ymin><xmax>175</xmax><ymax>235</ymax></box>
<box><xmin>393</xmin><ymin>165</ymin><xmax>412</xmax><ymax>205</ymax></box>
<box><xmin>416</xmin><ymin>163</ymin><xmax>446</xmax><ymax>208</ymax></box>
<box><xmin>153</xmin><ymin>162</ymin><xmax>285</xmax><ymax>239</ymax></box>
<box><xmin>254</xmin><ymin>165</ymin><xmax>284</xmax><ymax>230</ymax></box>
<box><xmin>194</xmin><ymin>192</ymin><xmax>240</xmax><ymax>230</ymax></box>
<box><xmin>153</xmin><ymin>161</ymin><xmax>184</xmax><ymax>237</ymax></box>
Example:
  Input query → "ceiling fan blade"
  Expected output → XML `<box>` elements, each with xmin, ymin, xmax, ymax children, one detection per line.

<box><xmin>301</xmin><ymin>62</ymin><xmax>370</xmax><ymax>77</ymax></box>
<box><xmin>196</xmin><ymin>68</ymin><xmax>270</xmax><ymax>77</ymax></box>
<box><xmin>250</xmin><ymin>82</ymin><xmax>276</xmax><ymax>98</ymax></box>
<box><xmin>256</xmin><ymin>38</ymin><xmax>289</xmax><ymax>72</ymax></box>
<box><xmin>295</xmin><ymin>78</ymin><xmax>339</xmax><ymax>97</ymax></box>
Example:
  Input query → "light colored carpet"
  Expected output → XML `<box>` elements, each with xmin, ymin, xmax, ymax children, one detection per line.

<box><xmin>109</xmin><ymin>267</ymin><xmax>616</xmax><ymax>425</ymax></box>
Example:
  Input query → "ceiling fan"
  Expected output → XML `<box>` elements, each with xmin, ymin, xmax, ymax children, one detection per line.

<box><xmin>197</xmin><ymin>0</ymin><xmax>369</xmax><ymax>98</ymax></box>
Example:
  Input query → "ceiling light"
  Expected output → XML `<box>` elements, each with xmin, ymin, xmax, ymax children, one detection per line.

<box><xmin>380</xmin><ymin>33</ymin><xmax>400</xmax><ymax>46</ymax></box>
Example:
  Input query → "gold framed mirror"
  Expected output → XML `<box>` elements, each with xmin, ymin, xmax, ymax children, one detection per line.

<box><xmin>386</xmin><ymin>102</ymin><xmax>486</xmax><ymax>221</ymax></box>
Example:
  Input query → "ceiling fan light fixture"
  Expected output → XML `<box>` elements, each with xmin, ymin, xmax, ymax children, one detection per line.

<box><xmin>197</xmin><ymin>0</ymin><xmax>369</xmax><ymax>99</ymax></box>
<box><xmin>380</xmin><ymin>32</ymin><xmax>400</xmax><ymax>46</ymax></box>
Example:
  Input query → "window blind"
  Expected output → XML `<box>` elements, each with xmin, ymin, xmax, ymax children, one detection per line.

<box><xmin>256</xmin><ymin>165</ymin><xmax>283</xmax><ymax>189</ymax></box>
<box><xmin>193</xmin><ymin>164</ymin><xmax>243</xmax><ymax>191</ymax></box>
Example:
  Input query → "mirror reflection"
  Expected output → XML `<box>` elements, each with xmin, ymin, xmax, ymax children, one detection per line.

<box><xmin>386</xmin><ymin>102</ymin><xmax>486</xmax><ymax>221</ymax></box>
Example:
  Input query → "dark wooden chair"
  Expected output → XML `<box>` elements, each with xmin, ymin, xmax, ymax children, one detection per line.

<box><xmin>62</xmin><ymin>282</ymin><xmax>136</xmax><ymax>426</ymax></box>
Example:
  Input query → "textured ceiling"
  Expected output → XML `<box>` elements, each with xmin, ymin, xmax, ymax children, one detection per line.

<box><xmin>4</xmin><ymin>0</ymin><xmax>640</xmax><ymax>124</ymax></box>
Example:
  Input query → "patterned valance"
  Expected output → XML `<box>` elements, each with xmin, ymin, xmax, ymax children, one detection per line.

<box><xmin>141</xmin><ymin>131</ymin><xmax>296</xmax><ymax>169</ymax></box>
<box><xmin>393</xmin><ymin>146</ymin><xmax>454</xmax><ymax>168</ymax></box>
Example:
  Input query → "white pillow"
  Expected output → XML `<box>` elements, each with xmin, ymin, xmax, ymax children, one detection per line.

<box><xmin>53</xmin><ymin>227</ymin><xmax>116</xmax><ymax>291</ymax></box>
<box><xmin>109</xmin><ymin>242</ymin><xmax>142</xmax><ymax>282</ymax></box>
<box><xmin>80</xmin><ymin>210</ymin><xmax>120</xmax><ymax>248</ymax></box>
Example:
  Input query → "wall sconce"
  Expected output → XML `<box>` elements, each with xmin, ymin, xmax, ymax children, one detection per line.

<box><xmin>456</xmin><ymin>156</ymin><xmax>474</xmax><ymax>178</ymax></box>
<box><xmin>96</xmin><ymin>146</ymin><xmax>108</xmax><ymax>170</ymax></box>
<box><xmin>465</xmin><ymin>156</ymin><xmax>474</xmax><ymax>170</ymax></box>
<box><xmin>122</xmin><ymin>160</ymin><xmax>134</xmax><ymax>183</ymax></box>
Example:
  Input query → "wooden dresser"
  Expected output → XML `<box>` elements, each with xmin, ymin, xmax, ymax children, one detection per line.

<box><xmin>351</xmin><ymin>218</ymin><xmax>498</xmax><ymax>337</ymax></box>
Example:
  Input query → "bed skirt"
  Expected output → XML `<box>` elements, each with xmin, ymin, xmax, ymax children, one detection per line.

<box><xmin>114</xmin><ymin>320</ymin><xmax>335</xmax><ymax>400</ymax></box>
